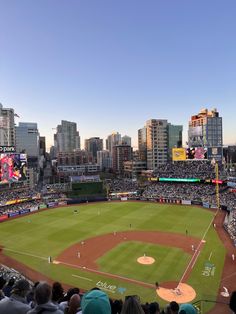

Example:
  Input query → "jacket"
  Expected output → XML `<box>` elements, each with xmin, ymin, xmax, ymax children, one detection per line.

<box><xmin>0</xmin><ymin>294</ymin><xmax>31</xmax><ymax>314</ymax></box>
<box><xmin>27</xmin><ymin>301</ymin><xmax>64</xmax><ymax>314</ymax></box>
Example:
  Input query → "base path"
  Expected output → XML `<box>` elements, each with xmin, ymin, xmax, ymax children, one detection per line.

<box><xmin>56</xmin><ymin>231</ymin><xmax>200</xmax><ymax>300</ymax></box>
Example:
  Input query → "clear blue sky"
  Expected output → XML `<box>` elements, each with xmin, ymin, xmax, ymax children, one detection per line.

<box><xmin>1</xmin><ymin>0</ymin><xmax>236</xmax><ymax>150</ymax></box>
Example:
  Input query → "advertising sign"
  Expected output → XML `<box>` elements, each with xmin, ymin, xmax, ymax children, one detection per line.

<box><xmin>172</xmin><ymin>148</ymin><xmax>186</xmax><ymax>161</ymax></box>
<box><xmin>0</xmin><ymin>146</ymin><xmax>16</xmax><ymax>153</ymax></box>
<box><xmin>19</xmin><ymin>209</ymin><xmax>30</xmax><ymax>215</ymax></box>
<box><xmin>0</xmin><ymin>215</ymin><xmax>8</xmax><ymax>222</ymax></box>
<box><xmin>207</xmin><ymin>147</ymin><xmax>223</xmax><ymax>161</ymax></box>
<box><xmin>8</xmin><ymin>211</ymin><xmax>20</xmax><ymax>217</ymax></box>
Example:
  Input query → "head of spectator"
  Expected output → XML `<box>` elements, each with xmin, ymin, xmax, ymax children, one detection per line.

<box><xmin>149</xmin><ymin>301</ymin><xmax>160</xmax><ymax>314</ymax></box>
<box><xmin>65</xmin><ymin>293</ymin><xmax>81</xmax><ymax>314</ymax></box>
<box><xmin>59</xmin><ymin>287</ymin><xmax>80</xmax><ymax>312</ymax></box>
<box><xmin>62</xmin><ymin>287</ymin><xmax>80</xmax><ymax>302</ymax></box>
<box><xmin>178</xmin><ymin>303</ymin><xmax>197</xmax><ymax>314</ymax></box>
<box><xmin>27</xmin><ymin>281</ymin><xmax>63</xmax><ymax>314</ymax></box>
<box><xmin>81</xmin><ymin>289</ymin><xmax>111</xmax><ymax>314</ymax></box>
<box><xmin>3</xmin><ymin>277</ymin><xmax>15</xmax><ymax>297</ymax></box>
<box><xmin>230</xmin><ymin>291</ymin><xmax>236</xmax><ymax>313</ymax></box>
<box><xmin>52</xmin><ymin>281</ymin><xmax>64</xmax><ymax>304</ymax></box>
<box><xmin>0</xmin><ymin>278</ymin><xmax>31</xmax><ymax>313</ymax></box>
<box><xmin>34</xmin><ymin>282</ymin><xmax>52</xmax><ymax>305</ymax></box>
<box><xmin>169</xmin><ymin>301</ymin><xmax>179</xmax><ymax>313</ymax></box>
<box><xmin>26</xmin><ymin>281</ymin><xmax>40</xmax><ymax>306</ymax></box>
<box><xmin>11</xmin><ymin>279</ymin><xmax>30</xmax><ymax>298</ymax></box>
<box><xmin>111</xmin><ymin>299</ymin><xmax>123</xmax><ymax>314</ymax></box>
<box><xmin>121</xmin><ymin>295</ymin><xmax>144</xmax><ymax>314</ymax></box>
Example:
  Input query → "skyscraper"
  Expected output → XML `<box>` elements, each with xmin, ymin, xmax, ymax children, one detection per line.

<box><xmin>15</xmin><ymin>122</ymin><xmax>40</xmax><ymax>168</ymax></box>
<box><xmin>188</xmin><ymin>108</ymin><xmax>223</xmax><ymax>160</ymax></box>
<box><xmin>106</xmin><ymin>132</ymin><xmax>121</xmax><ymax>154</ymax></box>
<box><xmin>0</xmin><ymin>103</ymin><xmax>15</xmax><ymax>146</ymax></box>
<box><xmin>138</xmin><ymin>127</ymin><xmax>147</xmax><ymax>161</ymax></box>
<box><xmin>84</xmin><ymin>137</ymin><xmax>103</xmax><ymax>162</ymax></box>
<box><xmin>112</xmin><ymin>144</ymin><xmax>132</xmax><ymax>174</ymax></box>
<box><xmin>146</xmin><ymin>119</ymin><xmax>168</xmax><ymax>170</ymax></box>
<box><xmin>15</xmin><ymin>122</ymin><xmax>39</xmax><ymax>157</ymax></box>
<box><xmin>54</xmin><ymin>120</ymin><xmax>80</xmax><ymax>153</ymax></box>
<box><xmin>167</xmin><ymin>124</ymin><xmax>183</xmax><ymax>161</ymax></box>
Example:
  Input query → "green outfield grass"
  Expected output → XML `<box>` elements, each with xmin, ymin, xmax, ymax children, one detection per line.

<box><xmin>0</xmin><ymin>202</ymin><xmax>226</xmax><ymax>311</ymax></box>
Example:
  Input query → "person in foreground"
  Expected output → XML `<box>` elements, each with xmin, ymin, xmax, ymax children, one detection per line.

<box><xmin>27</xmin><ymin>281</ymin><xmax>63</xmax><ymax>314</ymax></box>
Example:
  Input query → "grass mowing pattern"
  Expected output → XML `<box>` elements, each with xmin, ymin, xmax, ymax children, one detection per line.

<box><xmin>0</xmin><ymin>202</ymin><xmax>225</xmax><ymax>309</ymax></box>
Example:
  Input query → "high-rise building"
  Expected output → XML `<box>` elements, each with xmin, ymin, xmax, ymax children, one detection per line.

<box><xmin>138</xmin><ymin>127</ymin><xmax>147</xmax><ymax>161</ymax></box>
<box><xmin>167</xmin><ymin>124</ymin><xmax>183</xmax><ymax>161</ymax></box>
<box><xmin>188</xmin><ymin>108</ymin><xmax>223</xmax><ymax>160</ymax></box>
<box><xmin>106</xmin><ymin>132</ymin><xmax>121</xmax><ymax>154</ymax></box>
<box><xmin>15</xmin><ymin>122</ymin><xmax>40</xmax><ymax>168</ymax></box>
<box><xmin>121</xmin><ymin>135</ymin><xmax>131</xmax><ymax>146</ymax></box>
<box><xmin>84</xmin><ymin>137</ymin><xmax>103</xmax><ymax>162</ymax></box>
<box><xmin>112</xmin><ymin>144</ymin><xmax>132</xmax><ymax>174</ymax></box>
<box><xmin>39</xmin><ymin>136</ymin><xmax>46</xmax><ymax>156</ymax></box>
<box><xmin>54</xmin><ymin>120</ymin><xmax>80</xmax><ymax>153</ymax></box>
<box><xmin>146</xmin><ymin>119</ymin><xmax>168</xmax><ymax>170</ymax></box>
<box><xmin>0</xmin><ymin>103</ymin><xmax>15</xmax><ymax>146</ymax></box>
<box><xmin>97</xmin><ymin>150</ymin><xmax>112</xmax><ymax>171</ymax></box>
<box><xmin>15</xmin><ymin>122</ymin><xmax>39</xmax><ymax>157</ymax></box>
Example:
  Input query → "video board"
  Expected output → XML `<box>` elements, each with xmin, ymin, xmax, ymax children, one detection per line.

<box><xmin>0</xmin><ymin>153</ymin><xmax>27</xmax><ymax>184</ymax></box>
<box><xmin>186</xmin><ymin>147</ymin><xmax>207</xmax><ymax>159</ymax></box>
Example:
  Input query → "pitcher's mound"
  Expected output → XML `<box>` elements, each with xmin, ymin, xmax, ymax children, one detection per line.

<box><xmin>157</xmin><ymin>282</ymin><xmax>196</xmax><ymax>303</ymax></box>
<box><xmin>137</xmin><ymin>256</ymin><xmax>155</xmax><ymax>265</ymax></box>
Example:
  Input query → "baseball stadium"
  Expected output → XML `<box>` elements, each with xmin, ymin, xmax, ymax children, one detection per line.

<box><xmin>0</xmin><ymin>160</ymin><xmax>236</xmax><ymax>314</ymax></box>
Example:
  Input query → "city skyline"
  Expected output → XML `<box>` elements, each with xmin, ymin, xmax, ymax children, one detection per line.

<box><xmin>1</xmin><ymin>1</ymin><xmax>236</xmax><ymax>150</ymax></box>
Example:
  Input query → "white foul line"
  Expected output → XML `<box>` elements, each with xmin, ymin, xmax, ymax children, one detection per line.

<box><xmin>72</xmin><ymin>274</ymin><xmax>93</xmax><ymax>281</ymax></box>
<box><xmin>56</xmin><ymin>260</ymin><xmax>154</xmax><ymax>288</ymax></box>
<box><xmin>177</xmin><ymin>208</ymin><xmax>219</xmax><ymax>287</ymax></box>
<box><xmin>3</xmin><ymin>248</ymin><xmax>48</xmax><ymax>261</ymax></box>
<box><xmin>208</xmin><ymin>251</ymin><xmax>213</xmax><ymax>261</ymax></box>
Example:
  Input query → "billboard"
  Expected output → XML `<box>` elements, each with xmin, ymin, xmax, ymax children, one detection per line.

<box><xmin>0</xmin><ymin>153</ymin><xmax>27</xmax><ymax>184</ymax></box>
<box><xmin>207</xmin><ymin>147</ymin><xmax>223</xmax><ymax>161</ymax></box>
<box><xmin>172</xmin><ymin>148</ymin><xmax>186</xmax><ymax>161</ymax></box>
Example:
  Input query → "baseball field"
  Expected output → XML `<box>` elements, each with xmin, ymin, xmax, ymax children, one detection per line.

<box><xmin>0</xmin><ymin>202</ymin><xmax>227</xmax><ymax>311</ymax></box>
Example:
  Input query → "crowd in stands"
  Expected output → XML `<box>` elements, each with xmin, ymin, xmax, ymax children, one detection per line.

<box><xmin>1</xmin><ymin>264</ymin><xmax>236</xmax><ymax>313</ymax></box>
<box><xmin>106</xmin><ymin>179</ymin><xmax>139</xmax><ymax>193</ymax></box>
<box><xmin>224</xmin><ymin>209</ymin><xmax>236</xmax><ymax>246</ymax></box>
<box><xmin>153</xmin><ymin>160</ymin><xmax>226</xmax><ymax>180</ymax></box>
<box><xmin>142</xmin><ymin>183</ymin><xmax>217</xmax><ymax>201</ymax></box>
<box><xmin>0</xmin><ymin>200</ymin><xmax>41</xmax><ymax>217</ymax></box>
<box><xmin>0</xmin><ymin>189</ymin><xmax>39</xmax><ymax>206</ymax></box>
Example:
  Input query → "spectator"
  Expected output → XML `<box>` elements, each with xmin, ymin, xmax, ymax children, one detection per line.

<box><xmin>111</xmin><ymin>299</ymin><xmax>123</xmax><ymax>314</ymax></box>
<box><xmin>178</xmin><ymin>303</ymin><xmax>197</xmax><ymax>314</ymax></box>
<box><xmin>169</xmin><ymin>301</ymin><xmax>179</xmax><ymax>314</ymax></box>
<box><xmin>121</xmin><ymin>295</ymin><xmax>144</xmax><ymax>314</ymax></box>
<box><xmin>0</xmin><ymin>279</ymin><xmax>31</xmax><ymax>314</ymax></box>
<box><xmin>81</xmin><ymin>289</ymin><xmax>111</xmax><ymax>314</ymax></box>
<box><xmin>230</xmin><ymin>291</ymin><xmax>236</xmax><ymax>313</ymax></box>
<box><xmin>59</xmin><ymin>287</ymin><xmax>80</xmax><ymax>312</ymax></box>
<box><xmin>0</xmin><ymin>276</ymin><xmax>6</xmax><ymax>300</ymax></box>
<box><xmin>27</xmin><ymin>281</ymin><xmax>63</xmax><ymax>314</ymax></box>
<box><xmin>64</xmin><ymin>293</ymin><xmax>81</xmax><ymax>314</ymax></box>
<box><xmin>3</xmin><ymin>276</ymin><xmax>15</xmax><ymax>297</ymax></box>
<box><xmin>149</xmin><ymin>301</ymin><xmax>160</xmax><ymax>314</ymax></box>
<box><xmin>52</xmin><ymin>281</ymin><xmax>64</xmax><ymax>305</ymax></box>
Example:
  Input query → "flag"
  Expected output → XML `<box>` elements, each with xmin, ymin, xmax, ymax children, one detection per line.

<box><xmin>14</xmin><ymin>113</ymin><xmax>20</xmax><ymax>118</ymax></box>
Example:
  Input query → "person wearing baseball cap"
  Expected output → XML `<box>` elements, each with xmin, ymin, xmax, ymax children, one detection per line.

<box><xmin>81</xmin><ymin>289</ymin><xmax>111</xmax><ymax>314</ymax></box>
<box><xmin>179</xmin><ymin>303</ymin><xmax>197</xmax><ymax>314</ymax></box>
<box><xmin>0</xmin><ymin>279</ymin><xmax>31</xmax><ymax>314</ymax></box>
